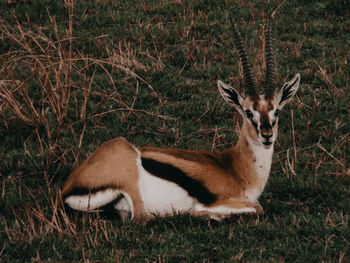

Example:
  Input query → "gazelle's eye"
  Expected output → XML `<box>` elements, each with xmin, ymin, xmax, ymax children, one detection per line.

<box><xmin>274</xmin><ymin>109</ymin><xmax>280</xmax><ymax>117</ymax></box>
<box><xmin>245</xmin><ymin>110</ymin><xmax>253</xmax><ymax>119</ymax></box>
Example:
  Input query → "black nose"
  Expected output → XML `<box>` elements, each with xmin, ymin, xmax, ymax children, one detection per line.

<box><xmin>260</xmin><ymin>120</ymin><xmax>273</xmax><ymax>140</ymax></box>
<box><xmin>261</xmin><ymin>132</ymin><xmax>273</xmax><ymax>140</ymax></box>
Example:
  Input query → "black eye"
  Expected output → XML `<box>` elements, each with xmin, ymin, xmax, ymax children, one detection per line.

<box><xmin>245</xmin><ymin>110</ymin><xmax>253</xmax><ymax>119</ymax></box>
<box><xmin>274</xmin><ymin>109</ymin><xmax>280</xmax><ymax>117</ymax></box>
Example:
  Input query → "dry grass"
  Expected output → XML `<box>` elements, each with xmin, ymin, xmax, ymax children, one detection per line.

<box><xmin>0</xmin><ymin>2</ymin><xmax>168</xmax><ymax>172</ymax></box>
<box><xmin>0</xmin><ymin>0</ymin><xmax>349</xmax><ymax>262</ymax></box>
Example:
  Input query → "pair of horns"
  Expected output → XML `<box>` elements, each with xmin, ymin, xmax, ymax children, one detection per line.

<box><xmin>228</xmin><ymin>14</ymin><xmax>276</xmax><ymax>98</ymax></box>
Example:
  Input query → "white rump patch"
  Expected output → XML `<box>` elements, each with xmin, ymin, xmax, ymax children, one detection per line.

<box><xmin>65</xmin><ymin>189</ymin><xmax>134</xmax><ymax>218</ymax></box>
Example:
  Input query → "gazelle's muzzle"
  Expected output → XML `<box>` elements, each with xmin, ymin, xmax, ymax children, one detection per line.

<box><xmin>260</xmin><ymin>120</ymin><xmax>273</xmax><ymax>146</ymax></box>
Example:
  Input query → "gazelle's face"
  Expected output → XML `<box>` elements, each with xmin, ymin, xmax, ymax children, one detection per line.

<box><xmin>218</xmin><ymin>73</ymin><xmax>300</xmax><ymax>149</ymax></box>
<box><xmin>242</xmin><ymin>96</ymin><xmax>280</xmax><ymax>148</ymax></box>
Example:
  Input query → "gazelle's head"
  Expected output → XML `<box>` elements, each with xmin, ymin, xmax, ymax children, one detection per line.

<box><xmin>218</xmin><ymin>20</ymin><xmax>300</xmax><ymax>149</ymax></box>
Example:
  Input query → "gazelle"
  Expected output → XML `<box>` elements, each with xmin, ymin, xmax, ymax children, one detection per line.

<box><xmin>60</xmin><ymin>19</ymin><xmax>300</xmax><ymax>223</ymax></box>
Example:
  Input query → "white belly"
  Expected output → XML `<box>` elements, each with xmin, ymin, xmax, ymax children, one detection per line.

<box><xmin>137</xmin><ymin>164</ymin><xmax>196</xmax><ymax>216</ymax></box>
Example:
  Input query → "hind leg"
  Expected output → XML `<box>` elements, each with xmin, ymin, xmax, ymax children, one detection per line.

<box><xmin>112</xmin><ymin>191</ymin><xmax>151</xmax><ymax>223</ymax></box>
<box><xmin>63</xmin><ymin>188</ymin><xmax>125</xmax><ymax>211</ymax></box>
<box><xmin>126</xmin><ymin>192</ymin><xmax>153</xmax><ymax>224</ymax></box>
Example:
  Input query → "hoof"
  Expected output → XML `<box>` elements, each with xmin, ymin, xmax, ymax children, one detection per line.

<box><xmin>254</xmin><ymin>203</ymin><xmax>264</xmax><ymax>215</ymax></box>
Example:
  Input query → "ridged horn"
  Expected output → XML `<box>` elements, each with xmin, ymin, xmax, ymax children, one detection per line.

<box><xmin>265</xmin><ymin>19</ymin><xmax>276</xmax><ymax>98</ymax></box>
<box><xmin>228</xmin><ymin>13</ymin><xmax>258</xmax><ymax>98</ymax></box>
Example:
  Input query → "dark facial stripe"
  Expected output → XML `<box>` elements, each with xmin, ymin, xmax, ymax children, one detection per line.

<box><xmin>250</xmin><ymin>118</ymin><xmax>259</xmax><ymax>133</ymax></box>
<box><xmin>141</xmin><ymin>158</ymin><xmax>218</xmax><ymax>206</ymax></box>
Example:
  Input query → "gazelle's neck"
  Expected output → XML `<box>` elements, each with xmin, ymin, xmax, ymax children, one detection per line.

<box><xmin>248</xmin><ymin>137</ymin><xmax>273</xmax><ymax>175</ymax></box>
<box><xmin>235</xmin><ymin>133</ymin><xmax>274</xmax><ymax>173</ymax></box>
<box><xmin>232</xmin><ymin>127</ymin><xmax>274</xmax><ymax>202</ymax></box>
<box><xmin>240</xmin><ymin>119</ymin><xmax>274</xmax><ymax>171</ymax></box>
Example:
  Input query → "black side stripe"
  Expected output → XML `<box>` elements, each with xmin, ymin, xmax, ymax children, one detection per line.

<box><xmin>141</xmin><ymin>158</ymin><xmax>218</xmax><ymax>206</ymax></box>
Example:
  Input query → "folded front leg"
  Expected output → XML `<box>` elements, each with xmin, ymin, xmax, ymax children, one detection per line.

<box><xmin>191</xmin><ymin>198</ymin><xmax>264</xmax><ymax>221</ymax></box>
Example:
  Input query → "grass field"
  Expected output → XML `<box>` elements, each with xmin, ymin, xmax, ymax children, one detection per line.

<box><xmin>0</xmin><ymin>0</ymin><xmax>349</xmax><ymax>262</ymax></box>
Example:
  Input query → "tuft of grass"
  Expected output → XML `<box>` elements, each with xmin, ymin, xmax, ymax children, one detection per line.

<box><xmin>0</xmin><ymin>0</ymin><xmax>349</xmax><ymax>262</ymax></box>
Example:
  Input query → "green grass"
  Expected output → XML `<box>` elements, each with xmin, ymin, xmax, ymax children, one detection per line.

<box><xmin>0</xmin><ymin>0</ymin><xmax>349</xmax><ymax>262</ymax></box>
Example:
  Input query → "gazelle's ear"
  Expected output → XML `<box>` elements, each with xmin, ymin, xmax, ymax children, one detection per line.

<box><xmin>217</xmin><ymin>80</ymin><xmax>244</xmax><ymax>115</ymax></box>
<box><xmin>277</xmin><ymin>73</ymin><xmax>300</xmax><ymax>109</ymax></box>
